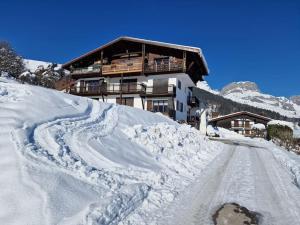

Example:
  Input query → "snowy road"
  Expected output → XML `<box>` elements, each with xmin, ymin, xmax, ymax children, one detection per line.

<box><xmin>161</xmin><ymin>139</ymin><xmax>300</xmax><ymax>225</ymax></box>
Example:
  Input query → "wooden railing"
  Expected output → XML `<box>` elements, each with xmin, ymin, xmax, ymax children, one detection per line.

<box><xmin>144</xmin><ymin>59</ymin><xmax>183</xmax><ymax>73</ymax></box>
<box><xmin>72</xmin><ymin>65</ymin><xmax>101</xmax><ymax>74</ymax></box>
<box><xmin>70</xmin><ymin>58</ymin><xmax>184</xmax><ymax>76</ymax></box>
<box><xmin>144</xmin><ymin>85</ymin><xmax>176</xmax><ymax>96</ymax></box>
<box><xmin>102</xmin><ymin>62</ymin><xmax>142</xmax><ymax>75</ymax></box>
<box><xmin>70</xmin><ymin>83</ymin><xmax>176</xmax><ymax>97</ymax></box>
<box><xmin>70</xmin><ymin>82</ymin><xmax>146</xmax><ymax>95</ymax></box>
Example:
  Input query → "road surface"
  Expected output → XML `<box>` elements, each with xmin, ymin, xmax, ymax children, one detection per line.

<box><xmin>160</xmin><ymin>139</ymin><xmax>300</xmax><ymax>225</ymax></box>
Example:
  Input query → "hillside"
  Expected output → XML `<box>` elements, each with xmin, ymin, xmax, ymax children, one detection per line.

<box><xmin>195</xmin><ymin>81</ymin><xmax>300</xmax><ymax>123</ymax></box>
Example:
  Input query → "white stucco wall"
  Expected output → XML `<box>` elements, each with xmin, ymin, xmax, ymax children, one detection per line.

<box><xmin>73</xmin><ymin>73</ymin><xmax>195</xmax><ymax>121</ymax></box>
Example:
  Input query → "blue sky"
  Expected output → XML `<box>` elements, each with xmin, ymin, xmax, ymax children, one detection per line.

<box><xmin>1</xmin><ymin>0</ymin><xmax>299</xmax><ymax>96</ymax></box>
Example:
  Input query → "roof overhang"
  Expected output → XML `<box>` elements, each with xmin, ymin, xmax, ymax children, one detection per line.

<box><xmin>62</xmin><ymin>36</ymin><xmax>209</xmax><ymax>75</ymax></box>
<box><xmin>209</xmin><ymin>111</ymin><xmax>272</xmax><ymax>123</ymax></box>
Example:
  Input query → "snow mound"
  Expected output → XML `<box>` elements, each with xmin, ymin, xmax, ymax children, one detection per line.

<box><xmin>252</xmin><ymin>123</ymin><xmax>266</xmax><ymax>130</ymax></box>
<box><xmin>0</xmin><ymin>78</ymin><xmax>225</xmax><ymax>225</ymax></box>
<box><xmin>23</xmin><ymin>59</ymin><xmax>60</xmax><ymax>72</ymax></box>
<box><xmin>268</xmin><ymin>120</ymin><xmax>294</xmax><ymax>130</ymax></box>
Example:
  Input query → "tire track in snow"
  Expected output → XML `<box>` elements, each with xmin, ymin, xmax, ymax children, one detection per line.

<box><xmin>162</xmin><ymin>140</ymin><xmax>300</xmax><ymax>225</ymax></box>
<box><xmin>20</xmin><ymin>100</ymin><xmax>152</xmax><ymax>224</ymax></box>
<box><xmin>18</xmin><ymin>101</ymin><xmax>122</xmax><ymax>190</ymax></box>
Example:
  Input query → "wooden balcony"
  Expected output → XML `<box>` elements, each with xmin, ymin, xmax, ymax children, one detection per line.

<box><xmin>70</xmin><ymin>83</ymin><xmax>176</xmax><ymax>98</ymax></box>
<box><xmin>70</xmin><ymin>58</ymin><xmax>184</xmax><ymax>78</ymax></box>
<box><xmin>72</xmin><ymin>65</ymin><xmax>101</xmax><ymax>75</ymax></box>
<box><xmin>69</xmin><ymin>82</ymin><xmax>146</xmax><ymax>96</ymax></box>
<box><xmin>142</xmin><ymin>85</ymin><xmax>176</xmax><ymax>97</ymax></box>
<box><xmin>144</xmin><ymin>59</ymin><xmax>183</xmax><ymax>74</ymax></box>
<box><xmin>102</xmin><ymin>62</ymin><xmax>142</xmax><ymax>75</ymax></box>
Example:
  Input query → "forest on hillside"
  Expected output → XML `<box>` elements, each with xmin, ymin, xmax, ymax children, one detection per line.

<box><xmin>192</xmin><ymin>87</ymin><xmax>300</xmax><ymax>124</ymax></box>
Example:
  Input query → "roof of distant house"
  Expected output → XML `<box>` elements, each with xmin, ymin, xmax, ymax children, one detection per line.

<box><xmin>209</xmin><ymin>111</ymin><xmax>272</xmax><ymax>123</ymax></box>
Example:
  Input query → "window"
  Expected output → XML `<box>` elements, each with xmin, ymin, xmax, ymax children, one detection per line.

<box><xmin>152</xmin><ymin>100</ymin><xmax>168</xmax><ymax>113</ymax></box>
<box><xmin>176</xmin><ymin>100</ymin><xmax>180</xmax><ymax>111</ymax></box>
<box><xmin>116</xmin><ymin>97</ymin><xmax>134</xmax><ymax>107</ymax></box>
<box><xmin>178</xmin><ymin>80</ymin><xmax>181</xmax><ymax>90</ymax></box>
<box><xmin>180</xmin><ymin>102</ymin><xmax>183</xmax><ymax>112</ymax></box>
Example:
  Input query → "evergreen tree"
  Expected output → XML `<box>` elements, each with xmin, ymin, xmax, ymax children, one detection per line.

<box><xmin>0</xmin><ymin>41</ymin><xmax>25</xmax><ymax>78</ymax></box>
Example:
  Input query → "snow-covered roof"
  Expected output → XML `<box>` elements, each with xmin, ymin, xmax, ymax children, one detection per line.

<box><xmin>267</xmin><ymin>120</ymin><xmax>294</xmax><ymax>130</ymax></box>
<box><xmin>252</xmin><ymin>123</ymin><xmax>266</xmax><ymax>130</ymax></box>
<box><xmin>209</xmin><ymin>111</ymin><xmax>272</xmax><ymax>123</ymax></box>
<box><xmin>294</xmin><ymin>129</ymin><xmax>300</xmax><ymax>139</ymax></box>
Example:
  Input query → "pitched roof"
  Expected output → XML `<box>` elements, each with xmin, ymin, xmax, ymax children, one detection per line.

<box><xmin>63</xmin><ymin>36</ymin><xmax>209</xmax><ymax>73</ymax></box>
<box><xmin>209</xmin><ymin>111</ymin><xmax>272</xmax><ymax>123</ymax></box>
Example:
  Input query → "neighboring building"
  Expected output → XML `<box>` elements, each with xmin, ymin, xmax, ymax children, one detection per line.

<box><xmin>62</xmin><ymin>36</ymin><xmax>208</xmax><ymax>121</ymax></box>
<box><xmin>208</xmin><ymin>111</ymin><xmax>272</xmax><ymax>137</ymax></box>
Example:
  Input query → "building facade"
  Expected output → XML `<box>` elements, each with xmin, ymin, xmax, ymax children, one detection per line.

<box><xmin>62</xmin><ymin>37</ymin><xmax>208</xmax><ymax>121</ymax></box>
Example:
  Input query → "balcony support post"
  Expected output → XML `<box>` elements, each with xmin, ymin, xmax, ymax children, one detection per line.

<box><xmin>142</xmin><ymin>43</ymin><xmax>145</xmax><ymax>75</ymax></box>
<box><xmin>182</xmin><ymin>51</ymin><xmax>187</xmax><ymax>73</ymax></box>
<box><xmin>100</xmin><ymin>51</ymin><xmax>103</xmax><ymax>75</ymax></box>
<box><xmin>120</xmin><ymin>72</ymin><xmax>123</xmax><ymax>104</ymax></box>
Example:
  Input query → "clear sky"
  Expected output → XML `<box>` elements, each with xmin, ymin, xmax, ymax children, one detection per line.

<box><xmin>1</xmin><ymin>0</ymin><xmax>299</xmax><ymax>96</ymax></box>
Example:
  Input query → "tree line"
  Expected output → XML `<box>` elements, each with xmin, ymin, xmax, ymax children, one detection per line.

<box><xmin>193</xmin><ymin>87</ymin><xmax>300</xmax><ymax>124</ymax></box>
<box><xmin>0</xmin><ymin>41</ymin><xmax>65</xmax><ymax>89</ymax></box>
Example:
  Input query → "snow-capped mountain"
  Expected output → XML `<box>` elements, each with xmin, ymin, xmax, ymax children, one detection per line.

<box><xmin>291</xmin><ymin>95</ymin><xmax>300</xmax><ymax>106</ymax></box>
<box><xmin>197</xmin><ymin>81</ymin><xmax>300</xmax><ymax>119</ymax></box>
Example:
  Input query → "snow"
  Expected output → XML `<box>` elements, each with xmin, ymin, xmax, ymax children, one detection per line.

<box><xmin>294</xmin><ymin>126</ymin><xmax>300</xmax><ymax>139</ymax></box>
<box><xmin>223</xmin><ymin>87</ymin><xmax>300</xmax><ymax>118</ymax></box>
<box><xmin>0</xmin><ymin>78</ymin><xmax>225</xmax><ymax>225</ymax></box>
<box><xmin>268</xmin><ymin>120</ymin><xmax>295</xmax><ymax>130</ymax></box>
<box><xmin>196</xmin><ymin>80</ymin><xmax>300</xmax><ymax>119</ymax></box>
<box><xmin>160</xmin><ymin>137</ymin><xmax>300</xmax><ymax>225</ymax></box>
<box><xmin>196</xmin><ymin>81</ymin><xmax>219</xmax><ymax>95</ymax></box>
<box><xmin>23</xmin><ymin>59</ymin><xmax>61</xmax><ymax>72</ymax></box>
<box><xmin>1</xmin><ymin>78</ymin><xmax>300</xmax><ymax>225</ymax></box>
<box><xmin>251</xmin><ymin>123</ymin><xmax>266</xmax><ymax>130</ymax></box>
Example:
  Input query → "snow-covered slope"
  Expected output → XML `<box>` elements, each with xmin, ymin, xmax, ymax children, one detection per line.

<box><xmin>0</xmin><ymin>78</ymin><xmax>224</xmax><ymax>225</ymax></box>
<box><xmin>197</xmin><ymin>81</ymin><xmax>300</xmax><ymax>118</ymax></box>
<box><xmin>23</xmin><ymin>59</ymin><xmax>53</xmax><ymax>72</ymax></box>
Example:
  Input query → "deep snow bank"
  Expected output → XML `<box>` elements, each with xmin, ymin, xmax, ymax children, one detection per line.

<box><xmin>0</xmin><ymin>79</ymin><xmax>225</xmax><ymax>225</ymax></box>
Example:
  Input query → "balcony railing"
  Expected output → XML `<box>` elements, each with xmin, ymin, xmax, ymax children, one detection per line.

<box><xmin>72</xmin><ymin>65</ymin><xmax>101</xmax><ymax>74</ymax></box>
<box><xmin>144</xmin><ymin>59</ymin><xmax>183</xmax><ymax>73</ymax></box>
<box><xmin>102</xmin><ymin>62</ymin><xmax>142</xmax><ymax>75</ymax></box>
<box><xmin>143</xmin><ymin>85</ymin><xmax>176</xmax><ymax>96</ymax></box>
<box><xmin>70</xmin><ymin>58</ymin><xmax>184</xmax><ymax>76</ymax></box>
<box><xmin>70</xmin><ymin>82</ymin><xmax>146</xmax><ymax>96</ymax></box>
<box><xmin>70</xmin><ymin>83</ymin><xmax>176</xmax><ymax>97</ymax></box>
